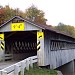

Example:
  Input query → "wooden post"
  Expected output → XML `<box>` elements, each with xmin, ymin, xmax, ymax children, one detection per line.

<box><xmin>26</xmin><ymin>58</ymin><xmax>30</xmax><ymax>70</ymax></box>
<box><xmin>37</xmin><ymin>31</ymin><xmax>44</xmax><ymax>66</ymax></box>
<box><xmin>0</xmin><ymin>40</ymin><xmax>5</xmax><ymax>61</ymax></box>
<box><xmin>2</xmin><ymin>70</ymin><xmax>7</xmax><ymax>75</ymax></box>
<box><xmin>14</xmin><ymin>65</ymin><xmax>20</xmax><ymax>75</ymax></box>
<box><xmin>21</xmin><ymin>60</ymin><xmax>26</xmax><ymax>75</ymax></box>
<box><xmin>0</xmin><ymin>71</ymin><xmax>2</xmax><ymax>75</ymax></box>
<box><xmin>30</xmin><ymin>57</ymin><xmax>33</xmax><ymax>68</ymax></box>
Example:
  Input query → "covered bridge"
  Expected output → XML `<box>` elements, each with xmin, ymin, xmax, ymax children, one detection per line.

<box><xmin>0</xmin><ymin>16</ymin><xmax>75</xmax><ymax>69</ymax></box>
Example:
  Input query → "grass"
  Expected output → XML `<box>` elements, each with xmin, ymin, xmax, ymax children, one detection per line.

<box><xmin>24</xmin><ymin>64</ymin><xmax>57</xmax><ymax>75</ymax></box>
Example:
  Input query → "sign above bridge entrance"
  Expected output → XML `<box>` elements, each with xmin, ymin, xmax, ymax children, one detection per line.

<box><xmin>11</xmin><ymin>22</ymin><xmax>25</xmax><ymax>31</ymax></box>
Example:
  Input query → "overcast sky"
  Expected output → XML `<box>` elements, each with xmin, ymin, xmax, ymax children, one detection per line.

<box><xmin>0</xmin><ymin>0</ymin><xmax>75</xmax><ymax>26</ymax></box>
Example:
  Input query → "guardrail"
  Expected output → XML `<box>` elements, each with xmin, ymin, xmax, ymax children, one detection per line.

<box><xmin>0</xmin><ymin>56</ymin><xmax>37</xmax><ymax>75</ymax></box>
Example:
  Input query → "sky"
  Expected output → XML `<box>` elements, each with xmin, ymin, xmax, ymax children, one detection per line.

<box><xmin>0</xmin><ymin>0</ymin><xmax>75</xmax><ymax>26</ymax></box>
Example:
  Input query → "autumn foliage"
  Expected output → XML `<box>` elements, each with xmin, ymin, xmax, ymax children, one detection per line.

<box><xmin>0</xmin><ymin>5</ymin><xmax>47</xmax><ymax>25</ymax></box>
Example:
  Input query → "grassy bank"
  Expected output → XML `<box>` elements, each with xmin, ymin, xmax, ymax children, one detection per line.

<box><xmin>24</xmin><ymin>64</ymin><xmax>57</xmax><ymax>75</ymax></box>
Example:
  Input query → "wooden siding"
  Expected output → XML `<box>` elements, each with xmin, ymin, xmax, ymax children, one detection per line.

<box><xmin>44</xmin><ymin>30</ymin><xmax>75</xmax><ymax>69</ymax></box>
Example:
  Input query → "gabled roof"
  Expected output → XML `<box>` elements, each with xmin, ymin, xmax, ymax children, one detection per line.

<box><xmin>0</xmin><ymin>16</ymin><xmax>45</xmax><ymax>29</ymax></box>
<box><xmin>0</xmin><ymin>16</ymin><xmax>58</xmax><ymax>32</ymax></box>
<box><xmin>0</xmin><ymin>16</ymin><xmax>75</xmax><ymax>39</ymax></box>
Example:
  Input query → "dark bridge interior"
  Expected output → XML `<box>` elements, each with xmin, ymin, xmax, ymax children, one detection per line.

<box><xmin>4</xmin><ymin>31</ymin><xmax>37</xmax><ymax>60</ymax></box>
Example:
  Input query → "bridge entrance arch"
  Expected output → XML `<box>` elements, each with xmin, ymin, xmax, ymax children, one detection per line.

<box><xmin>4</xmin><ymin>31</ymin><xmax>37</xmax><ymax>60</ymax></box>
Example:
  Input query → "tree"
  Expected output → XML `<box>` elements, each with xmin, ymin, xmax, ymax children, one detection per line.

<box><xmin>4</xmin><ymin>5</ymin><xmax>16</xmax><ymax>21</ymax></box>
<box><xmin>54</xmin><ymin>22</ymin><xmax>75</xmax><ymax>38</ymax></box>
<box><xmin>4</xmin><ymin>5</ymin><xmax>26</xmax><ymax>21</ymax></box>
<box><xmin>0</xmin><ymin>6</ymin><xmax>5</xmax><ymax>24</ymax></box>
<box><xmin>0</xmin><ymin>5</ymin><xmax>47</xmax><ymax>25</ymax></box>
<box><xmin>25</xmin><ymin>5</ymin><xmax>47</xmax><ymax>25</ymax></box>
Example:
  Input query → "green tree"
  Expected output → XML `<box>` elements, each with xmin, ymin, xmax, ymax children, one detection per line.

<box><xmin>54</xmin><ymin>23</ymin><xmax>75</xmax><ymax>38</ymax></box>
<box><xmin>25</xmin><ymin>5</ymin><xmax>47</xmax><ymax>25</ymax></box>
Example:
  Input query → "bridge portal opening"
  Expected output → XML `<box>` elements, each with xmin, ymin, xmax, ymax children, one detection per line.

<box><xmin>4</xmin><ymin>31</ymin><xmax>37</xmax><ymax>61</ymax></box>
